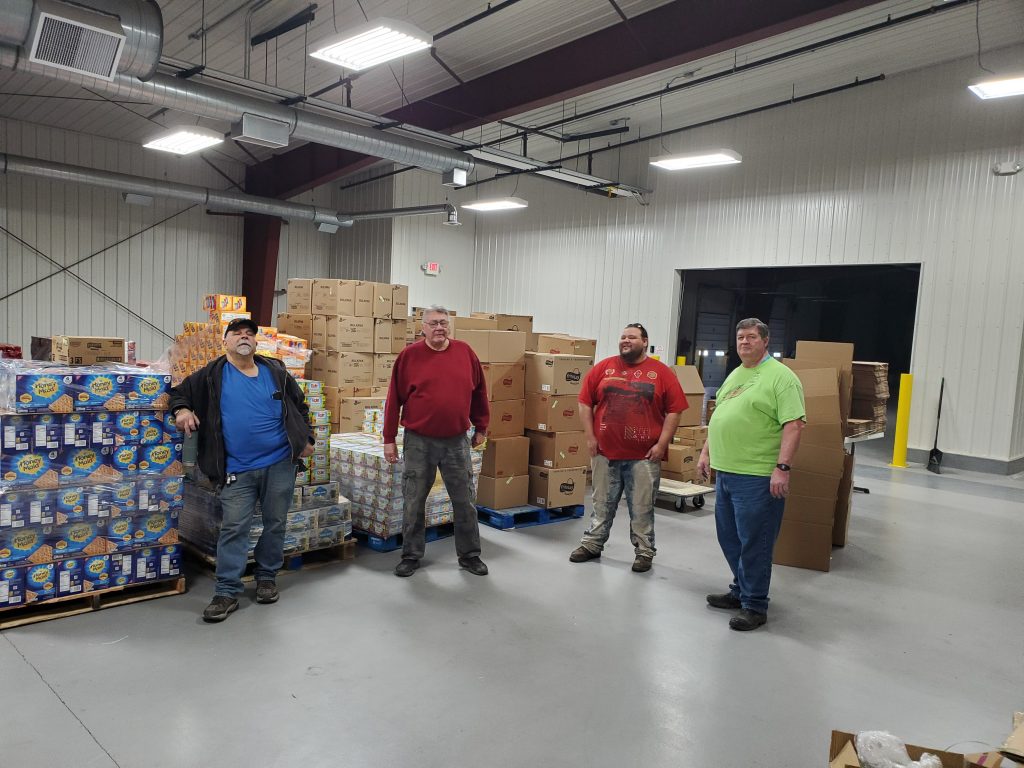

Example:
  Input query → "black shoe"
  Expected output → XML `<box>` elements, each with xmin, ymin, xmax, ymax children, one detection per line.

<box><xmin>729</xmin><ymin>608</ymin><xmax>768</xmax><ymax>631</ymax></box>
<box><xmin>631</xmin><ymin>555</ymin><xmax>653</xmax><ymax>573</ymax></box>
<box><xmin>569</xmin><ymin>546</ymin><xmax>600</xmax><ymax>563</ymax></box>
<box><xmin>394</xmin><ymin>558</ymin><xmax>419</xmax><ymax>577</ymax></box>
<box><xmin>458</xmin><ymin>556</ymin><xmax>489</xmax><ymax>576</ymax></box>
<box><xmin>256</xmin><ymin>580</ymin><xmax>279</xmax><ymax>604</ymax></box>
<box><xmin>203</xmin><ymin>595</ymin><xmax>239</xmax><ymax>623</ymax></box>
<box><xmin>706</xmin><ymin>592</ymin><xmax>742</xmax><ymax>610</ymax></box>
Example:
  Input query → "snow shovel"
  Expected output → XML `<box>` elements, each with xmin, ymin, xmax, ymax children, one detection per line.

<box><xmin>927</xmin><ymin>378</ymin><xmax>944</xmax><ymax>474</ymax></box>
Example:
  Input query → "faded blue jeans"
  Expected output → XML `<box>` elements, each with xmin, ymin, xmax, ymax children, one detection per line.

<box><xmin>714</xmin><ymin>471</ymin><xmax>785</xmax><ymax>614</ymax></box>
<box><xmin>579</xmin><ymin>455</ymin><xmax>660</xmax><ymax>558</ymax></box>
<box><xmin>215</xmin><ymin>457</ymin><xmax>296</xmax><ymax>597</ymax></box>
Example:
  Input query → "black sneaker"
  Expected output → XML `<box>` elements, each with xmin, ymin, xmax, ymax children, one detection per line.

<box><xmin>394</xmin><ymin>558</ymin><xmax>419</xmax><ymax>577</ymax></box>
<box><xmin>706</xmin><ymin>593</ymin><xmax>742</xmax><ymax>610</ymax></box>
<box><xmin>202</xmin><ymin>595</ymin><xmax>239</xmax><ymax>623</ymax></box>
<box><xmin>631</xmin><ymin>555</ymin><xmax>653</xmax><ymax>573</ymax></box>
<box><xmin>458</xmin><ymin>556</ymin><xmax>489</xmax><ymax>576</ymax></box>
<box><xmin>729</xmin><ymin>608</ymin><xmax>768</xmax><ymax>631</ymax></box>
<box><xmin>256</xmin><ymin>580</ymin><xmax>279</xmax><ymax>604</ymax></box>
<box><xmin>569</xmin><ymin>546</ymin><xmax>600</xmax><ymax>563</ymax></box>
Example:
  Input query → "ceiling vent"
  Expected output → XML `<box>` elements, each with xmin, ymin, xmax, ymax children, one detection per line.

<box><xmin>28</xmin><ymin>0</ymin><xmax>126</xmax><ymax>81</ymax></box>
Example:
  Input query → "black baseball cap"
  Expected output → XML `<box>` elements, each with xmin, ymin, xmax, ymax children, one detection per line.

<box><xmin>224</xmin><ymin>318</ymin><xmax>259</xmax><ymax>336</ymax></box>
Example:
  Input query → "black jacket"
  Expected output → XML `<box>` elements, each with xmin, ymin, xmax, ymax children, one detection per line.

<box><xmin>168</xmin><ymin>355</ymin><xmax>313</xmax><ymax>486</ymax></box>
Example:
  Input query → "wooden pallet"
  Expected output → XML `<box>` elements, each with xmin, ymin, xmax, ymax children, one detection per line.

<box><xmin>352</xmin><ymin>523</ymin><xmax>454</xmax><ymax>553</ymax></box>
<box><xmin>0</xmin><ymin>577</ymin><xmax>187</xmax><ymax>631</ymax></box>
<box><xmin>182</xmin><ymin>539</ymin><xmax>356</xmax><ymax>579</ymax></box>
<box><xmin>477</xmin><ymin>504</ymin><xmax>585</xmax><ymax>530</ymax></box>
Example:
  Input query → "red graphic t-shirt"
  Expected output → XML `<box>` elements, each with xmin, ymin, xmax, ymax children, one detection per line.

<box><xmin>578</xmin><ymin>356</ymin><xmax>689</xmax><ymax>460</ymax></box>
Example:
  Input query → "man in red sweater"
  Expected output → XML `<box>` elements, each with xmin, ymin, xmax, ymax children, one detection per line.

<box><xmin>569</xmin><ymin>323</ymin><xmax>688</xmax><ymax>572</ymax></box>
<box><xmin>383</xmin><ymin>305</ymin><xmax>490</xmax><ymax>577</ymax></box>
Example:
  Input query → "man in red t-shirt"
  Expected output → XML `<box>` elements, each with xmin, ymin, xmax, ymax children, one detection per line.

<box><xmin>383</xmin><ymin>305</ymin><xmax>490</xmax><ymax>578</ymax></box>
<box><xmin>569</xmin><ymin>323</ymin><xmax>688</xmax><ymax>572</ymax></box>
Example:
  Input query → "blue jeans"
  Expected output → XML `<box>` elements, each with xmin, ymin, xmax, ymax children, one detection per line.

<box><xmin>580</xmin><ymin>455</ymin><xmax>660</xmax><ymax>558</ymax></box>
<box><xmin>714</xmin><ymin>471</ymin><xmax>785</xmax><ymax>614</ymax></box>
<box><xmin>215</xmin><ymin>457</ymin><xmax>297</xmax><ymax>597</ymax></box>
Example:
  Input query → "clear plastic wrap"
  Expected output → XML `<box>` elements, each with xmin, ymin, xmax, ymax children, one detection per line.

<box><xmin>855</xmin><ymin>731</ymin><xmax>943</xmax><ymax>768</ymax></box>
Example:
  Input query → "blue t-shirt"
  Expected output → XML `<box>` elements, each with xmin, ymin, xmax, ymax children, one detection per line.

<box><xmin>220</xmin><ymin>363</ymin><xmax>291</xmax><ymax>473</ymax></box>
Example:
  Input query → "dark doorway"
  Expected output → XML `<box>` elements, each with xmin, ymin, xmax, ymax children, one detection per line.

<box><xmin>676</xmin><ymin>264</ymin><xmax>921</xmax><ymax>396</ymax></box>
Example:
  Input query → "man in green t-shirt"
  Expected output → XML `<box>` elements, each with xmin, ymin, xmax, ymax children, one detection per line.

<box><xmin>698</xmin><ymin>318</ymin><xmax>805</xmax><ymax>631</ymax></box>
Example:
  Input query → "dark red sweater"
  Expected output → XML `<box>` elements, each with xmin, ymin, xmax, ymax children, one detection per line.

<box><xmin>383</xmin><ymin>339</ymin><xmax>490</xmax><ymax>442</ymax></box>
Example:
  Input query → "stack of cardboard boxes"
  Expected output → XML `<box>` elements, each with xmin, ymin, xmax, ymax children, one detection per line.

<box><xmin>773</xmin><ymin>341</ymin><xmax>856</xmax><ymax>572</ymax></box>
<box><xmin>850</xmin><ymin>361</ymin><xmax>889</xmax><ymax>436</ymax></box>
<box><xmin>661</xmin><ymin>366</ymin><xmax>707</xmax><ymax>483</ymax></box>
<box><xmin>279</xmin><ymin>278</ymin><xmax>408</xmax><ymax>435</ymax></box>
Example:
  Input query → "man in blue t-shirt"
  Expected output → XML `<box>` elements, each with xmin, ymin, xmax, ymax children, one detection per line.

<box><xmin>169</xmin><ymin>318</ymin><xmax>314</xmax><ymax>622</ymax></box>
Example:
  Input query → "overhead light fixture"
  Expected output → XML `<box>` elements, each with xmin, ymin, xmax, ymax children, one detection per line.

<box><xmin>143</xmin><ymin>126</ymin><xmax>224</xmax><ymax>155</ymax></box>
<box><xmin>121</xmin><ymin>192</ymin><xmax>153</xmax><ymax>206</ymax></box>
<box><xmin>968</xmin><ymin>75</ymin><xmax>1024</xmax><ymax>100</ymax></box>
<box><xmin>442</xmin><ymin>207</ymin><xmax>461</xmax><ymax>226</ymax></box>
<box><xmin>461</xmin><ymin>197</ymin><xmax>529</xmax><ymax>212</ymax></box>
<box><xmin>650</xmin><ymin>148</ymin><xmax>742</xmax><ymax>170</ymax></box>
<box><xmin>310</xmin><ymin>19</ymin><xmax>431</xmax><ymax>71</ymax></box>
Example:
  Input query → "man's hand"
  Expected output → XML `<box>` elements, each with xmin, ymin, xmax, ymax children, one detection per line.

<box><xmin>471</xmin><ymin>431</ymin><xmax>486</xmax><ymax>449</ymax></box>
<box><xmin>645</xmin><ymin>440</ymin><xmax>668</xmax><ymax>462</ymax></box>
<box><xmin>770</xmin><ymin>467</ymin><xmax>790</xmax><ymax>499</ymax></box>
<box><xmin>697</xmin><ymin>447</ymin><xmax>711</xmax><ymax>482</ymax></box>
<box><xmin>586</xmin><ymin>436</ymin><xmax>599</xmax><ymax>457</ymax></box>
<box><xmin>384</xmin><ymin>443</ymin><xmax>399</xmax><ymax>464</ymax></box>
<box><xmin>300</xmin><ymin>443</ymin><xmax>315</xmax><ymax>458</ymax></box>
<box><xmin>175</xmin><ymin>408</ymin><xmax>200</xmax><ymax>437</ymax></box>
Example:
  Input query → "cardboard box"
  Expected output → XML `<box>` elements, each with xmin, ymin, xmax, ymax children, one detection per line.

<box><xmin>318</xmin><ymin>352</ymin><xmax>373</xmax><ymax>387</ymax></box>
<box><xmin>452</xmin><ymin>316</ymin><xmax>498</xmax><ymax>331</ymax></box>
<box><xmin>525</xmin><ymin>353</ymin><xmax>592</xmax><ymax>395</ymax></box>
<box><xmin>481</xmin><ymin>435</ymin><xmax>530</xmax><ymax>478</ymax></box>
<box><xmin>472</xmin><ymin>313</ymin><xmax>533</xmax><ymax>333</ymax></box>
<box><xmin>662</xmin><ymin>444</ymin><xmax>697</xmax><ymax>474</ymax></box>
<box><xmin>525</xmin><ymin>392</ymin><xmax>581</xmax><ymax>432</ymax></box>
<box><xmin>535</xmin><ymin>334</ymin><xmax>597</xmax><ymax>358</ymax></box>
<box><xmin>454</xmin><ymin>329</ymin><xmax>527</xmax><ymax>363</ymax></box>
<box><xmin>773</xmin><ymin>517</ymin><xmax>832</xmax><ymax>572</ymax></box>
<box><xmin>310</xmin><ymin>279</ymin><xmax>355</xmax><ymax>316</ymax></box>
<box><xmin>789</xmin><ymin>468</ymin><xmax>842</xmax><ymax>500</ymax></box>
<box><xmin>287</xmin><ymin>279</ymin><xmax>313</xmax><ymax>314</ymax></box>
<box><xmin>354</xmin><ymin>281</ymin><xmax>394</xmax><ymax>318</ymax></box>
<box><xmin>488</xmin><ymin>399</ymin><xmax>525</xmax><ymax>439</ymax></box>
<box><xmin>52</xmin><ymin>336</ymin><xmax>125</xmax><ymax>364</ymax></box>
<box><xmin>275</xmin><ymin>313</ymin><xmax>312</xmax><ymax>343</ymax></box>
<box><xmin>792</xmin><ymin>441</ymin><xmax>846</xmax><ymax>478</ymax></box>
<box><xmin>785</xmin><ymin>364</ymin><xmax>843</xmax><ymax>425</ymax></box>
<box><xmin>528</xmin><ymin>465</ymin><xmax>587</xmax><ymax>508</ymax></box>
<box><xmin>335</xmin><ymin>397</ymin><xmax>385</xmax><ymax>434</ymax></box>
<box><xmin>482</xmin><ymin>361</ymin><xmax>525</xmax><ymax>402</ymax></box>
<box><xmin>830</xmin><ymin>730</ymin><xmax>995</xmax><ymax>768</ymax></box>
<box><xmin>796</xmin><ymin>341</ymin><xmax>854</xmax><ymax>428</ymax></box>
<box><xmin>391</xmin><ymin>285</ymin><xmax>409</xmax><ymax>318</ymax></box>
<box><xmin>373</xmin><ymin>319</ymin><xmax>407</xmax><ymax>354</ymax></box>
<box><xmin>670</xmin><ymin>366</ymin><xmax>706</xmax><ymax>426</ymax></box>
<box><xmin>325</xmin><ymin>316</ymin><xmax>374</xmax><ymax>353</ymax></box>
<box><xmin>476</xmin><ymin>474</ymin><xmax>529</xmax><ymax>510</ymax></box>
<box><xmin>526</xmin><ymin>430</ymin><xmax>588</xmax><ymax>469</ymax></box>
<box><xmin>372</xmin><ymin>354</ymin><xmax>397</xmax><ymax>388</ymax></box>
<box><xmin>833</xmin><ymin>451</ymin><xmax>854</xmax><ymax>547</ymax></box>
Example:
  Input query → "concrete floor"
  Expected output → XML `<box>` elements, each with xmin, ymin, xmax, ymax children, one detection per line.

<box><xmin>4</xmin><ymin>439</ymin><xmax>1023</xmax><ymax>768</ymax></box>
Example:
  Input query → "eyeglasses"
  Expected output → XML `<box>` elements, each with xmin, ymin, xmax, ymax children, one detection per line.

<box><xmin>424</xmin><ymin>320</ymin><xmax>450</xmax><ymax>328</ymax></box>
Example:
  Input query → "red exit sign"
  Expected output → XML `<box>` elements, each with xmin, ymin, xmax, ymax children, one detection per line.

<box><xmin>421</xmin><ymin>262</ymin><xmax>441</xmax><ymax>276</ymax></box>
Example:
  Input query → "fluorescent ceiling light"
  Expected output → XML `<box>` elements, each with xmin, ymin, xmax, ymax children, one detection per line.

<box><xmin>968</xmin><ymin>76</ymin><xmax>1024</xmax><ymax>100</ymax></box>
<box><xmin>650</xmin><ymin>148</ymin><xmax>742</xmax><ymax>170</ymax></box>
<box><xmin>310</xmin><ymin>19</ymin><xmax>431</xmax><ymax>70</ymax></box>
<box><xmin>143</xmin><ymin>126</ymin><xmax>223</xmax><ymax>155</ymax></box>
<box><xmin>461</xmin><ymin>197</ymin><xmax>529</xmax><ymax>212</ymax></box>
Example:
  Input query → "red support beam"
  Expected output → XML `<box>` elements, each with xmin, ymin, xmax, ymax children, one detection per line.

<box><xmin>241</xmin><ymin>214</ymin><xmax>282</xmax><ymax>326</ymax></box>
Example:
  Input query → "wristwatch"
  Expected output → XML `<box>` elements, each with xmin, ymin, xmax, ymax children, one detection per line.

<box><xmin>775</xmin><ymin>463</ymin><xmax>791</xmax><ymax>471</ymax></box>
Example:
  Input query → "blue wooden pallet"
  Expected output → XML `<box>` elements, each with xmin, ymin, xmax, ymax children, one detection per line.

<box><xmin>476</xmin><ymin>504</ymin><xmax>585</xmax><ymax>530</ymax></box>
<box><xmin>352</xmin><ymin>523</ymin><xmax>454</xmax><ymax>553</ymax></box>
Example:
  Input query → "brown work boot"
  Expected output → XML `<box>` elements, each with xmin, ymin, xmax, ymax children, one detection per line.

<box><xmin>569</xmin><ymin>546</ymin><xmax>600</xmax><ymax>563</ymax></box>
<box><xmin>631</xmin><ymin>555</ymin><xmax>653</xmax><ymax>572</ymax></box>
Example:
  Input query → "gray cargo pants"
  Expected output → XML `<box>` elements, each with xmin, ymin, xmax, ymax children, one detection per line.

<box><xmin>401</xmin><ymin>430</ymin><xmax>482</xmax><ymax>561</ymax></box>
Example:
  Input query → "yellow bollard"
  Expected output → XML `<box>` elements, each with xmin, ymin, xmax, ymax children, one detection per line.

<box><xmin>890</xmin><ymin>373</ymin><xmax>913</xmax><ymax>468</ymax></box>
<box><xmin>676</xmin><ymin>356</ymin><xmax>687</xmax><ymax>365</ymax></box>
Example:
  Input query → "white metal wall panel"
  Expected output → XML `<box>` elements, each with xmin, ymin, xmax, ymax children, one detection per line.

<box><xmin>465</xmin><ymin>54</ymin><xmax>1024</xmax><ymax>462</ymax></box>
<box><xmin>391</xmin><ymin>170</ymin><xmax>476</xmax><ymax>315</ymax></box>
<box><xmin>0</xmin><ymin>118</ymin><xmax>243</xmax><ymax>362</ymax></box>
<box><xmin>272</xmin><ymin>185</ymin><xmax>334</xmax><ymax>320</ymax></box>
<box><xmin>333</xmin><ymin>170</ymin><xmax>394</xmax><ymax>282</ymax></box>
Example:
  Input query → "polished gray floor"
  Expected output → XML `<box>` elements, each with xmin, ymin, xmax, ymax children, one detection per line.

<box><xmin>5</xmin><ymin>441</ymin><xmax>1022</xmax><ymax>768</ymax></box>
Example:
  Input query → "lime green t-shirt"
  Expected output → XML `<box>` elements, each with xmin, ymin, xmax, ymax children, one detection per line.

<box><xmin>708</xmin><ymin>357</ymin><xmax>806</xmax><ymax>476</ymax></box>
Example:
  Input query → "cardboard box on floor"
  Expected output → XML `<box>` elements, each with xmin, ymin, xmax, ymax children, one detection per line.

<box><xmin>526</xmin><ymin>430</ymin><xmax>588</xmax><ymax>469</ymax></box>
<box><xmin>528</xmin><ymin>465</ymin><xmax>587</xmax><ymax>508</ymax></box>
<box><xmin>670</xmin><ymin>366</ymin><xmax>706</xmax><ymax>426</ymax></box>
<box><xmin>525</xmin><ymin>353</ymin><xmax>592</xmax><ymax>395</ymax></box>
<box><xmin>454</xmin><ymin>329</ymin><xmax>527</xmax><ymax>363</ymax></box>
<box><xmin>482</xmin><ymin>361</ymin><xmax>525</xmax><ymax>402</ymax></box>
<box><xmin>829</xmin><ymin>730</ymin><xmax>999</xmax><ymax>768</ymax></box>
<box><xmin>488</xmin><ymin>399</ymin><xmax>525</xmax><ymax>438</ymax></box>
<box><xmin>999</xmin><ymin>711</ymin><xmax>1024</xmax><ymax>763</ymax></box>
<box><xmin>525</xmin><ymin>392</ymin><xmax>582</xmax><ymax>432</ymax></box>
<box><xmin>481</xmin><ymin>435</ymin><xmax>529</xmax><ymax>478</ymax></box>
<box><xmin>476</xmin><ymin>474</ymin><xmax>529</xmax><ymax>510</ymax></box>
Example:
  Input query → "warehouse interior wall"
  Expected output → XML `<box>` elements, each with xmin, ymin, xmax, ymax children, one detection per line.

<box><xmin>271</xmin><ymin>185</ymin><xmax>334</xmax><ymax>321</ymax></box>
<box><xmin>0</xmin><ymin>118</ymin><xmax>245</xmax><ymax>362</ymax></box>
<box><xmin>332</xmin><ymin>170</ymin><xmax>396</xmax><ymax>285</ymax></box>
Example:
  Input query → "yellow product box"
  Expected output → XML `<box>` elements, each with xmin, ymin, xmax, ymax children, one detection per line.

<box><xmin>204</xmin><ymin>294</ymin><xmax>246</xmax><ymax>312</ymax></box>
